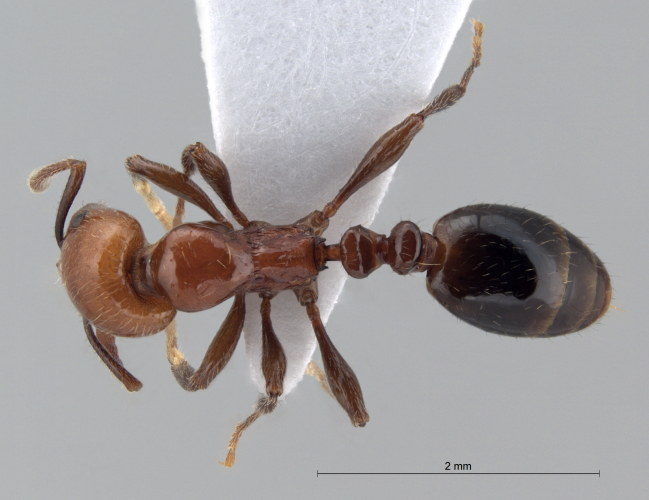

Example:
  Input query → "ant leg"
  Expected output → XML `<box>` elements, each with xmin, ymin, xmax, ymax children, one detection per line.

<box><xmin>221</xmin><ymin>395</ymin><xmax>278</xmax><ymax>467</ymax></box>
<box><xmin>160</xmin><ymin>144</ymin><xmax>247</xmax><ymax>229</ymax></box>
<box><xmin>171</xmin><ymin>200</ymin><xmax>185</xmax><ymax>228</ymax></box>
<box><xmin>130</xmin><ymin>176</ymin><xmax>174</xmax><ymax>231</ymax></box>
<box><xmin>125</xmin><ymin>155</ymin><xmax>233</xmax><ymax>229</ymax></box>
<box><xmin>187</xmin><ymin>293</ymin><xmax>246</xmax><ymax>389</ymax></box>
<box><xmin>295</xmin><ymin>283</ymin><xmax>369</xmax><ymax>427</ymax></box>
<box><xmin>132</xmin><ymin>171</ymin><xmax>243</xmax><ymax>393</ymax></box>
<box><xmin>163</xmin><ymin>320</ymin><xmax>197</xmax><ymax>389</ymax></box>
<box><xmin>170</xmin><ymin>294</ymin><xmax>246</xmax><ymax>391</ymax></box>
<box><xmin>298</xmin><ymin>20</ymin><xmax>484</xmax><ymax>234</ymax></box>
<box><xmin>182</xmin><ymin>143</ymin><xmax>251</xmax><ymax>227</ymax></box>
<box><xmin>305</xmin><ymin>360</ymin><xmax>334</xmax><ymax>399</ymax></box>
<box><xmin>28</xmin><ymin>159</ymin><xmax>87</xmax><ymax>248</ymax></box>
<box><xmin>260</xmin><ymin>293</ymin><xmax>287</xmax><ymax>397</ymax></box>
<box><xmin>132</xmin><ymin>151</ymin><xmax>191</xmax><ymax>230</ymax></box>
<box><xmin>128</xmin><ymin>178</ymin><xmax>194</xmax><ymax>383</ymax></box>
<box><xmin>83</xmin><ymin>319</ymin><xmax>142</xmax><ymax>392</ymax></box>
<box><xmin>419</xmin><ymin>19</ymin><xmax>483</xmax><ymax>118</ymax></box>
<box><xmin>219</xmin><ymin>293</ymin><xmax>287</xmax><ymax>467</ymax></box>
<box><xmin>127</xmin><ymin>176</ymin><xmax>214</xmax><ymax>391</ymax></box>
<box><xmin>130</xmin><ymin>174</ymin><xmax>185</xmax><ymax>233</ymax></box>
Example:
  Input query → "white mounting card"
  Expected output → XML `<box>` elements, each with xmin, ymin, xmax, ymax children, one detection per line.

<box><xmin>194</xmin><ymin>0</ymin><xmax>472</xmax><ymax>396</ymax></box>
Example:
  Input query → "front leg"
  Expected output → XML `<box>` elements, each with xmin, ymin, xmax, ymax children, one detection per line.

<box><xmin>168</xmin><ymin>294</ymin><xmax>246</xmax><ymax>391</ymax></box>
<box><xmin>125</xmin><ymin>154</ymin><xmax>233</xmax><ymax>228</ymax></box>
<box><xmin>182</xmin><ymin>143</ymin><xmax>251</xmax><ymax>228</ymax></box>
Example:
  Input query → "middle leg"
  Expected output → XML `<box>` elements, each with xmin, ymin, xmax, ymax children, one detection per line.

<box><xmin>220</xmin><ymin>293</ymin><xmax>288</xmax><ymax>467</ymax></box>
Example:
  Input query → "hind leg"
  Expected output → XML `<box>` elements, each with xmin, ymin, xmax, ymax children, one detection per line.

<box><xmin>297</xmin><ymin>21</ymin><xmax>484</xmax><ymax>235</ymax></box>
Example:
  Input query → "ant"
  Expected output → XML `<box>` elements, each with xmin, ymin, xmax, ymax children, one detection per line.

<box><xmin>28</xmin><ymin>21</ymin><xmax>611</xmax><ymax>466</ymax></box>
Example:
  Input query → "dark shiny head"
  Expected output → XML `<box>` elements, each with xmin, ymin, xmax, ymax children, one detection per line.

<box><xmin>427</xmin><ymin>204</ymin><xmax>612</xmax><ymax>337</ymax></box>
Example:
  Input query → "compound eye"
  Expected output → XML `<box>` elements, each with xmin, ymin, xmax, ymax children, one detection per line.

<box><xmin>69</xmin><ymin>210</ymin><xmax>87</xmax><ymax>229</ymax></box>
<box><xmin>66</xmin><ymin>203</ymin><xmax>105</xmax><ymax>235</ymax></box>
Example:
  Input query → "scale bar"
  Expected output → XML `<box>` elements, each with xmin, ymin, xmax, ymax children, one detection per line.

<box><xmin>317</xmin><ymin>471</ymin><xmax>600</xmax><ymax>477</ymax></box>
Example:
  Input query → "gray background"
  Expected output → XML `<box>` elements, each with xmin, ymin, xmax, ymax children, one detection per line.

<box><xmin>3</xmin><ymin>1</ymin><xmax>647</xmax><ymax>499</ymax></box>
